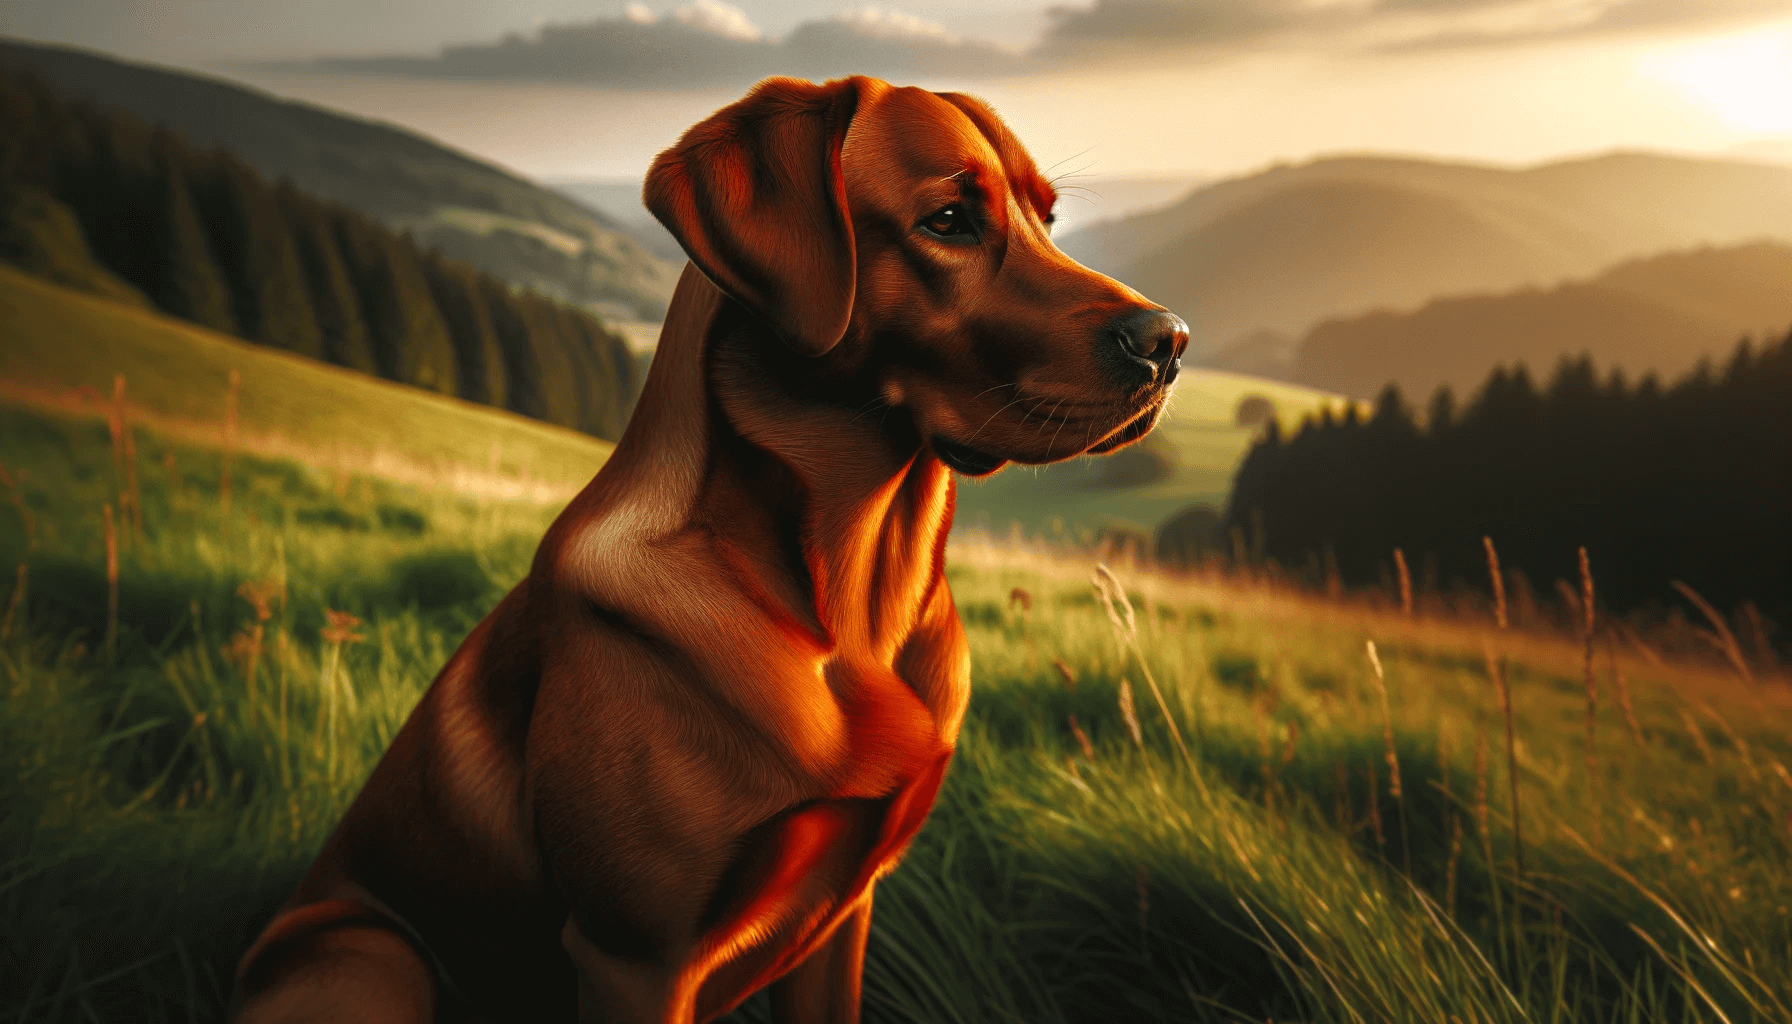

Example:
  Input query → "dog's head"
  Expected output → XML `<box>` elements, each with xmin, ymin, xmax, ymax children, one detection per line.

<box><xmin>646</xmin><ymin>76</ymin><xmax>1186</xmax><ymax>476</ymax></box>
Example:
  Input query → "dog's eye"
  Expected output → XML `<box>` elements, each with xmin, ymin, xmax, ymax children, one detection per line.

<box><xmin>921</xmin><ymin>205</ymin><xmax>973</xmax><ymax>238</ymax></box>
<box><xmin>1043</xmin><ymin>210</ymin><xmax>1056</xmax><ymax>233</ymax></box>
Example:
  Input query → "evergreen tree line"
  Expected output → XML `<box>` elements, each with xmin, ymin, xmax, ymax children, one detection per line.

<box><xmin>0</xmin><ymin>71</ymin><xmax>636</xmax><ymax>440</ymax></box>
<box><xmin>1220</xmin><ymin>333</ymin><xmax>1792</xmax><ymax>623</ymax></box>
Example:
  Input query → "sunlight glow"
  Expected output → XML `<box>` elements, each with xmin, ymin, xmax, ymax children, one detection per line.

<box><xmin>1641</xmin><ymin>27</ymin><xmax>1792</xmax><ymax>133</ymax></box>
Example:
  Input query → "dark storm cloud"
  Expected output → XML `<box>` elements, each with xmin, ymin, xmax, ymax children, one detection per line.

<box><xmin>310</xmin><ymin>2</ymin><xmax>1027</xmax><ymax>87</ymax></box>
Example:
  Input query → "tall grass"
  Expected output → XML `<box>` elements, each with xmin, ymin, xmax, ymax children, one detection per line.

<box><xmin>4</xmin><ymin>406</ymin><xmax>1791</xmax><ymax>1023</ymax></box>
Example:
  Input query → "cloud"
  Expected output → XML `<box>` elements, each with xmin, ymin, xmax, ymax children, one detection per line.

<box><xmin>311</xmin><ymin>1</ymin><xmax>1027</xmax><ymax>87</ymax></box>
<box><xmin>299</xmin><ymin>0</ymin><xmax>1792</xmax><ymax>88</ymax></box>
<box><xmin>1370</xmin><ymin>0</ymin><xmax>1792</xmax><ymax>52</ymax></box>
<box><xmin>1038</xmin><ymin>0</ymin><xmax>1303</xmax><ymax>50</ymax></box>
<box><xmin>1036</xmin><ymin>0</ymin><xmax>1792</xmax><ymax>55</ymax></box>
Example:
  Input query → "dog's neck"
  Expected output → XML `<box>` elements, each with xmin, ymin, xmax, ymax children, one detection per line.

<box><xmin>571</xmin><ymin>266</ymin><xmax>954</xmax><ymax>658</ymax></box>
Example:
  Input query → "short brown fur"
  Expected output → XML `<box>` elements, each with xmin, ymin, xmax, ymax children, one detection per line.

<box><xmin>232</xmin><ymin>75</ymin><xmax>1184</xmax><ymax>1024</ymax></box>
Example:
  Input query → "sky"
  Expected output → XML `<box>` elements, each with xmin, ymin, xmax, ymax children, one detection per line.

<box><xmin>8</xmin><ymin>0</ymin><xmax>1792</xmax><ymax>190</ymax></box>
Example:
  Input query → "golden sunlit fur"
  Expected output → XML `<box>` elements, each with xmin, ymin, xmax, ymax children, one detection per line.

<box><xmin>231</xmin><ymin>75</ymin><xmax>1184</xmax><ymax>1024</ymax></box>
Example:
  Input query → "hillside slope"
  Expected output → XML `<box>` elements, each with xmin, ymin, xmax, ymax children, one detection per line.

<box><xmin>1059</xmin><ymin>152</ymin><xmax>1792</xmax><ymax>358</ymax></box>
<box><xmin>1293</xmin><ymin>241</ymin><xmax>1792</xmax><ymax>401</ymax></box>
<box><xmin>0</xmin><ymin>38</ymin><xmax>679</xmax><ymax>320</ymax></box>
<box><xmin>0</xmin><ymin>265</ymin><xmax>610</xmax><ymax>499</ymax></box>
<box><xmin>952</xmin><ymin>371</ymin><xmax>1357</xmax><ymax>540</ymax></box>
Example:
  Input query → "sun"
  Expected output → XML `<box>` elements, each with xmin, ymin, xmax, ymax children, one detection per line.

<box><xmin>1640</xmin><ymin>25</ymin><xmax>1792</xmax><ymax>133</ymax></box>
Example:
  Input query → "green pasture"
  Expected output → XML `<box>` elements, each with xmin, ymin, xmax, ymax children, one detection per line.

<box><xmin>2</xmin><ymin>264</ymin><xmax>1347</xmax><ymax>543</ymax></box>
<box><xmin>952</xmin><ymin>370</ymin><xmax>1357</xmax><ymax>541</ymax></box>
<box><xmin>3</xmin><ymin>405</ymin><xmax>1788</xmax><ymax>1023</ymax></box>
<box><xmin>0</xmin><ymin>266</ymin><xmax>611</xmax><ymax>494</ymax></box>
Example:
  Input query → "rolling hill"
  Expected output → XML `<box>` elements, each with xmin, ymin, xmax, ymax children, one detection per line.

<box><xmin>1292</xmin><ymin>241</ymin><xmax>1792</xmax><ymax>402</ymax></box>
<box><xmin>951</xmin><ymin>372</ymin><xmax>1358</xmax><ymax>543</ymax></box>
<box><xmin>0</xmin><ymin>264</ymin><xmax>611</xmax><ymax>500</ymax></box>
<box><xmin>0</xmin><ymin>37</ymin><xmax>680</xmax><ymax>321</ymax></box>
<box><xmin>0</xmin><ymin>255</ymin><xmax>1345</xmax><ymax>546</ymax></box>
<box><xmin>1058</xmin><ymin>152</ymin><xmax>1792</xmax><ymax>361</ymax></box>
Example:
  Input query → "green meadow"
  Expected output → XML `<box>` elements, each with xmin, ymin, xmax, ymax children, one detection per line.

<box><xmin>0</xmin><ymin>266</ymin><xmax>611</xmax><ymax>498</ymax></box>
<box><xmin>952</xmin><ymin>370</ymin><xmax>1357</xmax><ymax>543</ymax></box>
<box><xmin>3</xmin><ymin>391</ymin><xmax>1789</xmax><ymax>1023</ymax></box>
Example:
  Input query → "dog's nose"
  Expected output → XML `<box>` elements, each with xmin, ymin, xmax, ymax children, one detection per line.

<box><xmin>1108</xmin><ymin>308</ymin><xmax>1188</xmax><ymax>384</ymax></box>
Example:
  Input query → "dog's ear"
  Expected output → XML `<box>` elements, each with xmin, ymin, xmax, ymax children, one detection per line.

<box><xmin>645</xmin><ymin>76</ymin><xmax>864</xmax><ymax>358</ymax></box>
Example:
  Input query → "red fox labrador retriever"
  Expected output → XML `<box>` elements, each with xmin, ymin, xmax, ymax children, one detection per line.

<box><xmin>233</xmin><ymin>75</ymin><xmax>1186</xmax><ymax>1023</ymax></box>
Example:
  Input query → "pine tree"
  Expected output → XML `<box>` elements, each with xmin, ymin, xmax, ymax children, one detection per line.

<box><xmin>484</xmin><ymin>276</ymin><xmax>548</xmax><ymax>423</ymax></box>
<box><xmin>195</xmin><ymin>153</ymin><xmax>323</xmax><ymax>357</ymax></box>
<box><xmin>146</xmin><ymin>130</ymin><xmax>235</xmax><ymax>334</ymax></box>
<box><xmin>421</xmin><ymin>253</ymin><xmax>508</xmax><ymax>407</ymax></box>
<box><xmin>278</xmin><ymin>186</ymin><xmax>379</xmax><ymax>375</ymax></box>
<box><xmin>518</xmin><ymin>290</ymin><xmax>581</xmax><ymax>430</ymax></box>
<box><xmin>334</xmin><ymin>214</ymin><xmax>457</xmax><ymax>394</ymax></box>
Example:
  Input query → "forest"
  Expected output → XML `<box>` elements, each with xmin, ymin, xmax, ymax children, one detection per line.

<box><xmin>0</xmin><ymin>71</ymin><xmax>638</xmax><ymax>441</ymax></box>
<box><xmin>1222</xmin><ymin>332</ymin><xmax>1792</xmax><ymax>626</ymax></box>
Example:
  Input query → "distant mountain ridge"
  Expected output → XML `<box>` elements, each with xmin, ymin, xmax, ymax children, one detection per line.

<box><xmin>1291</xmin><ymin>240</ymin><xmax>1792</xmax><ymax>402</ymax></box>
<box><xmin>1059</xmin><ymin>151</ymin><xmax>1792</xmax><ymax>359</ymax></box>
<box><xmin>0</xmin><ymin>37</ymin><xmax>680</xmax><ymax>320</ymax></box>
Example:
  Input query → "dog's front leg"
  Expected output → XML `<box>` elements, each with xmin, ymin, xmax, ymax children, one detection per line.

<box><xmin>768</xmin><ymin>893</ymin><xmax>873</xmax><ymax>1024</ymax></box>
<box><xmin>562</xmin><ymin>915</ymin><xmax>694</xmax><ymax>1024</ymax></box>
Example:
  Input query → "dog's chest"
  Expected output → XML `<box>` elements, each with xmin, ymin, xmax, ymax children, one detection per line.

<box><xmin>695</xmin><ymin>748</ymin><xmax>953</xmax><ymax>1011</ymax></box>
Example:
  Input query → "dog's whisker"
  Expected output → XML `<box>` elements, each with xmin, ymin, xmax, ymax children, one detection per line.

<box><xmin>967</xmin><ymin>391</ymin><xmax>1037</xmax><ymax>445</ymax></box>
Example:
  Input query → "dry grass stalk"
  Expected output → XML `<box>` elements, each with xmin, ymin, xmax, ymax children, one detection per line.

<box><xmin>1740</xmin><ymin>603</ymin><xmax>1779</xmax><ymax>677</ymax></box>
<box><xmin>1366</xmin><ymin>640</ymin><xmax>1411</xmax><ymax>872</ymax></box>
<box><xmin>1694</xmin><ymin>699</ymin><xmax>1759</xmax><ymax>781</ymax></box>
<box><xmin>1555</xmin><ymin>578</ymin><xmax>1581</xmax><ymax>625</ymax></box>
<box><xmin>1606</xmin><ymin>632</ymin><xmax>1644</xmax><ymax>746</ymax></box>
<box><xmin>1483</xmin><ymin>642</ymin><xmax>1524</xmax><ymax>878</ymax></box>
<box><xmin>1438</xmin><ymin>724</ymin><xmax>1461</xmax><ymax>916</ymax></box>
<box><xmin>102</xmin><ymin>502</ymin><xmax>119</xmax><ymax>657</ymax></box>
<box><xmin>1093</xmin><ymin>565</ymin><xmax>1205</xmax><ymax>798</ymax></box>
<box><xmin>115</xmin><ymin>374</ymin><xmax>143</xmax><ymax>540</ymax></box>
<box><xmin>1053</xmin><ymin>658</ymin><xmax>1077</xmax><ymax>694</ymax></box>
<box><xmin>1117</xmin><ymin>677</ymin><xmax>1160</xmax><ymax>794</ymax></box>
<box><xmin>107</xmin><ymin>374</ymin><xmax>126</xmax><ymax>494</ymax></box>
<box><xmin>1772</xmin><ymin>760</ymin><xmax>1792</xmax><ymax>793</ymax></box>
<box><xmin>1068</xmin><ymin>715</ymin><xmax>1096</xmax><ymax>761</ymax></box>
<box><xmin>232</xmin><ymin>578</ymin><xmax>282</xmax><ymax>720</ymax></box>
<box><xmin>1366</xmin><ymin>755</ymin><xmax>1385</xmax><ymax>855</ymax></box>
<box><xmin>1670</xmin><ymin>580</ymin><xmax>1754</xmax><ymax>684</ymax></box>
<box><xmin>106</xmin><ymin>376</ymin><xmax>131</xmax><ymax>548</ymax></box>
<box><xmin>1366</xmin><ymin>642</ymin><xmax>1401</xmax><ymax>798</ymax></box>
<box><xmin>1679</xmin><ymin>709</ymin><xmax>1713</xmax><ymax>764</ymax></box>
<box><xmin>1617</xmin><ymin>622</ymin><xmax>1668</xmax><ymax>669</ymax></box>
<box><xmin>1064</xmin><ymin>755</ymin><xmax>1090</xmax><ymax>792</ymax></box>
<box><xmin>1334</xmin><ymin>759</ymin><xmax>1351</xmax><ymax>833</ymax></box>
<box><xmin>1394</xmin><ymin>547</ymin><xmax>1413</xmax><ymax>617</ymax></box>
<box><xmin>1254</xmin><ymin>699</ymin><xmax>1275</xmax><ymax>804</ymax></box>
<box><xmin>1579</xmin><ymin>548</ymin><xmax>1598</xmax><ymax>787</ymax></box>
<box><xmin>222</xmin><ymin>368</ymin><xmax>241</xmax><ymax>520</ymax></box>
<box><xmin>1473</xmin><ymin>735</ymin><xmax>1490</xmax><ymax>843</ymax></box>
<box><xmin>0</xmin><ymin>563</ymin><xmax>26</xmax><ymax>641</ymax></box>
<box><xmin>318</xmin><ymin>609</ymin><xmax>364</xmax><ymax>781</ymax></box>
<box><xmin>1482</xmin><ymin>536</ymin><xmax>1508</xmax><ymax>630</ymax></box>
<box><xmin>0</xmin><ymin>461</ymin><xmax>36</xmax><ymax>551</ymax></box>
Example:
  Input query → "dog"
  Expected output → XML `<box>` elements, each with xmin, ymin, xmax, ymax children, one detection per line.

<box><xmin>232</xmin><ymin>75</ymin><xmax>1186</xmax><ymax>1024</ymax></box>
